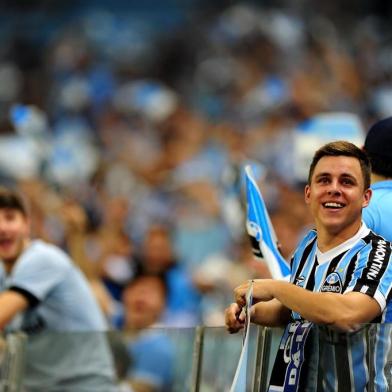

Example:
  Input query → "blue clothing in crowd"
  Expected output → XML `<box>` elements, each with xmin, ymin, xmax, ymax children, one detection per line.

<box><xmin>363</xmin><ymin>180</ymin><xmax>392</xmax><ymax>241</ymax></box>
<box><xmin>163</xmin><ymin>265</ymin><xmax>202</xmax><ymax>326</ymax></box>
<box><xmin>127</xmin><ymin>330</ymin><xmax>174</xmax><ymax>392</ymax></box>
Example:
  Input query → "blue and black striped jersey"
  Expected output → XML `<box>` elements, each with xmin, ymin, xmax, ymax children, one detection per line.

<box><xmin>269</xmin><ymin>223</ymin><xmax>392</xmax><ymax>391</ymax></box>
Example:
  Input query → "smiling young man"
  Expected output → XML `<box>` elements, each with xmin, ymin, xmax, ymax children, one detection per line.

<box><xmin>0</xmin><ymin>187</ymin><xmax>117</xmax><ymax>391</ymax></box>
<box><xmin>225</xmin><ymin>141</ymin><xmax>392</xmax><ymax>391</ymax></box>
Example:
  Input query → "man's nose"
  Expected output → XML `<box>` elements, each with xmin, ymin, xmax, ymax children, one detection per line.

<box><xmin>327</xmin><ymin>181</ymin><xmax>341</xmax><ymax>196</ymax></box>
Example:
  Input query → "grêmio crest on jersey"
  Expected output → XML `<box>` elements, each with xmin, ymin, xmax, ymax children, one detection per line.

<box><xmin>320</xmin><ymin>272</ymin><xmax>343</xmax><ymax>293</ymax></box>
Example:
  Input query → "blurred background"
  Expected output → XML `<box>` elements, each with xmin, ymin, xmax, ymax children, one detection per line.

<box><xmin>1</xmin><ymin>0</ymin><xmax>392</xmax><ymax>328</ymax></box>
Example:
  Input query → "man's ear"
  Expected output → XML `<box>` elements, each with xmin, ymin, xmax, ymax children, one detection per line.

<box><xmin>362</xmin><ymin>188</ymin><xmax>372</xmax><ymax>208</ymax></box>
<box><xmin>304</xmin><ymin>184</ymin><xmax>311</xmax><ymax>204</ymax></box>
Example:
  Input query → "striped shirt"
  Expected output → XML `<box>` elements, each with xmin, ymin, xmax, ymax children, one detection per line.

<box><xmin>269</xmin><ymin>223</ymin><xmax>392</xmax><ymax>391</ymax></box>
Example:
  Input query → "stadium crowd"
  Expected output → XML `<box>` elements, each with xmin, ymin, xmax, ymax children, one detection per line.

<box><xmin>1</xmin><ymin>1</ymin><xmax>392</xmax><ymax>390</ymax></box>
<box><xmin>0</xmin><ymin>0</ymin><xmax>391</xmax><ymax>331</ymax></box>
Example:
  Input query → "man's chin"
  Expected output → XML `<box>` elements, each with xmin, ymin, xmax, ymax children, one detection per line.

<box><xmin>0</xmin><ymin>251</ymin><xmax>18</xmax><ymax>264</ymax></box>
<box><xmin>320</xmin><ymin>220</ymin><xmax>346</xmax><ymax>233</ymax></box>
<box><xmin>322</xmin><ymin>218</ymin><xmax>361</xmax><ymax>236</ymax></box>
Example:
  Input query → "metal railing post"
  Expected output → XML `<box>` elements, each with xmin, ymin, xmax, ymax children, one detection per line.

<box><xmin>258</xmin><ymin>327</ymin><xmax>273</xmax><ymax>392</ymax></box>
<box><xmin>252</xmin><ymin>326</ymin><xmax>267</xmax><ymax>392</ymax></box>
<box><xmin>190</xmin><ymin>326</ymin><xmax>204</xmax><ymax>392</ymax></box>
<box><xmin>0</xmin><ymin>332</ymin><xmax>27</xmax><ymax>392</ymax></box>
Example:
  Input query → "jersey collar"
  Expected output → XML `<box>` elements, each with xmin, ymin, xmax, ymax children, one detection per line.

<box><xmin>316</xmin><ymin>222</ymin><xmax>370</xmax><ymax>264</ymax></box>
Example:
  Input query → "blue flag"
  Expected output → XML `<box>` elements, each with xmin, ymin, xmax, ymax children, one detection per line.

<box><xmin>229</xmin><ymin>282</ymin><xmax>253</xmax><ymax>392</ymax></box>
<box><xmin>244</xmin><ymin>165</ymin><xmax>290</xmax><ymax>280</ymax></box>
<box><xmin>229</xmin><ymin>166</ymin><xmax>291</xmax><ymax>392</ymax></box>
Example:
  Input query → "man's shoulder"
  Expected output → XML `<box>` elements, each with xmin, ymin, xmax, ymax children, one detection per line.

<box><xmin>369</xmin><ymin>181</ymin><xmax>392</xmax><ymax>205</ymax></box>
<box><xmin>358</xmin><ymin>231</ymin><xmax>392</xmax><ymax>271</ymax></box>
<box><xmin>291</xmin><ymin>229</ymin><xmax>317</xmax><ymax>264</ymax></box>
<box><xmin>363</xmin><ymin>184</ymin><xmax>392</xmax><ymax>241</ymax></box>
<box><xmin>298</xmin><ymin>229</ymin><xmax>317</xmax><ymax>248</ymax></box>
<box><xmin>371</xmin><ymin>180</ymin><xmax>392</xmax><ymax>191</ymax></box>
<box><xmin>18</xmin><ymin>240</ymin><xmax>72</xmax><ymax>270</ymax></box>
<box><xmin>26</xmin><ymin>239</ymin><xmax>67</xmax><ymax>256</ymax></box>
<box><xmin>363</xmin><ymin>230</ymin><xmax>392</xmax><ymax>247</ymax></box>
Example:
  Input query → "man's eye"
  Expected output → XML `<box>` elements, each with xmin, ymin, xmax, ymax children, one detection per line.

<box><xmin>4</xmin><ymin>213</ymin><xmax>16</xmax><ymax>220</ymax></box>
<box><xmin>317</xmin><ymin>177</ymin><xmax>329</xmax><ymax>184</ymax></box>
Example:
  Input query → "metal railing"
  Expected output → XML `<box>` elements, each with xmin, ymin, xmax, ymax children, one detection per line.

<box><xmin>1</xmin><ymin>324</ymin><xmax>390</xmax><ymax>391</ymax></box>
<box><xmin>0</xmin><ymin>333</ymin><xmax>26</xmax><ymax>392</ymax></box>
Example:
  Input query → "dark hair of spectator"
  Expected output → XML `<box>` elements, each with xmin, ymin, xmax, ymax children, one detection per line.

<box><xmin>367</xmin><ymin>155</ymin><xmax>392</xmax><ymax>178</ymax></box>
<box><xmin>125</xmin><ymin>273</ymin><xmax>169</xmax><ymax>299</ymax></box>
<box><xmin>364</xmin><ymin>117</ymin><xmax>392</xmax><ymax>178</ymax></box>
<box><xmin>0</xmin><ymin>187</ymin><xmax>28</xmax><ymax>216</ymax></box>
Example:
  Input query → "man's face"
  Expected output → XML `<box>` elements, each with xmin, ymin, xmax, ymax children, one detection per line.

<box><xmin>143</xmin><ymin>230</ymin><xmax>173</xmax><ymax>273</ymax></box>
<box><xmin>0</xmin><ymin>208</ymin><xmax>29</xmax><ymax>263</ymax></box>
<box><xmin>304</xmin><ymin>156</ymin><xmax>371</xmax><ymax>237</ymax></box>
<box><xmin>123</xmin><ymin>276</ymin><xmax>166</xmax><ymax>330</ymax></box>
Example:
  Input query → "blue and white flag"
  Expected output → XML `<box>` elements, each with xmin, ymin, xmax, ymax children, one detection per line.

<box><xmin>229</xmin><ymin>281</ymin><xmax>253</xmax><ymax>392</ymax></box>
<box><xmin>229</xmin><ymin>165</ymin><xmax>291</xmax><ymax>392</ymax></box>
<box><xmin>245</xmin><ymin>165</ymin><xmax>290</xmax><ymax>280</ymax></box>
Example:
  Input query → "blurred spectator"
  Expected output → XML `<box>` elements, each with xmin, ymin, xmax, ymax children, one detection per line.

<box><xmin>0</xmin><ymin>0</ymin><xmax>391</xmax><ymax>347</ymax></box>
<box><xmin>135</xmin><ymin>224</ymin><xmax>202</xmax><ymax>326</ymax></box>
<box><xmin>63</xmin><ymin>193</ymin><xmax>135</xmax><ymax>303</ymax></box>
<box><xmin>122</xmin><ymin>274</ymin><xmax>174</xmax><ymax>392</ymax></box>
<box><xmin>0</xmin><ymin>186</ymin><xmax>117</xmax><ymax>392</ymax></box>
<box><xmin>75</xmin><ymin>195</ymin><xmax>135</xmax><ymax>302</ymax></box>
<box><xmin>60</xmin><ymin>198</ymin><xmax>117</xmax><ymax>317</ymax></box>
<box><xmin>193</xmin><ymin>236</ymin><xmax>271</xmax><ymax>325</ymax></box>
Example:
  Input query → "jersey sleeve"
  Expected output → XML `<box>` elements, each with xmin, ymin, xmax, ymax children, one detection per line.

<box><xmin>345</xmin><ymin>237</ymin><xmax>392</xmax><ymax>311</ymax></box>
<box><xmin>10</xmin><ymin>245</ymin><xmax>70</xmax><ymax>303</ymax></box>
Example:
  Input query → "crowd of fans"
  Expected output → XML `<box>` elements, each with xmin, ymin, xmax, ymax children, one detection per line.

<box><xmin>0</xmin><ymin>1</ymin><xmax>392</xmax><ymax>330</ymax></box>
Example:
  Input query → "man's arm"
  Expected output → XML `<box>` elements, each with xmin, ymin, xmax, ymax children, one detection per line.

<box><xmin>235</xmin><ymin>279</ymin><xmax>381</xmax><ymax>332</ymax></box>
<box><xmin>225</xmin><ymin>298</ymin><xmax>290</xmax><ymax>333</ymax></box>
<box><xmin>250</xmin><ymin>298</ymin><xmax>291</xmax><ymax>327</ymax></box>
<box><xmin>0</xmin><ymin>291</ymin><xmax>29</xmax><ymax>330</ymax></box>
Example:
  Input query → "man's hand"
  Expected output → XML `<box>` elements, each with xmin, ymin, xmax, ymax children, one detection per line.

<box><xmin>234</xmin><ymin>279</ymin><xmax>274</xmax><ymax>307</ymax></box>
<box><xmin>226</xmin><ymin>280</ymin><xmax>290</xmax><ymax>328</ymax></box>
<box><xmin>0</xmin><ymin>291</ymin><xmax>29</xmax><ymax>330</ymax></box>
<box><xmin>225</xmin><ymin>303</ymin><xmax>246</xmax><ymax>334</ymax></box>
